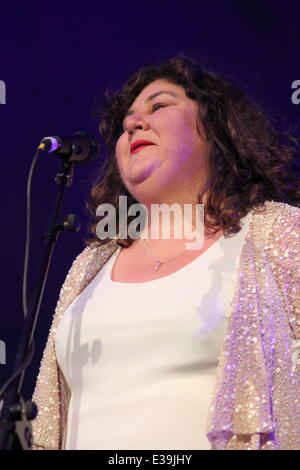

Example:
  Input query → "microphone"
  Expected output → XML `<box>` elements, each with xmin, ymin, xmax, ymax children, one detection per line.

<box><xmin>38</xmin><ymin>131</ymin><xmax>99</xmax><ymax>165</ymax></box>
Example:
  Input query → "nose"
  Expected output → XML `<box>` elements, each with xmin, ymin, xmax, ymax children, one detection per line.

<box><xmin>124</xmin><ymin>113</ymin><xmax>150</xmax><ymax>133</ymax></box>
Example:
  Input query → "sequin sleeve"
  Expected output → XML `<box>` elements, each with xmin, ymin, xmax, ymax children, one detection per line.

<box><xmin>263</xmin><ymin>203</ymin><xmax>300</xmax><ymax>449</ymax></box>
<box><xmin>206</xmin><ymin>201</ymin><xmax>300</xmax><ymax>450</ymax></box>
<box><xmin>267</xmin><ymin>204</ymin><xmax>300</xmax><ymax>366</ymax></box>
<box><xmin>31</xmin><ymin>244</ymin><xmax>98</xmax><ymax>450</ymax></box>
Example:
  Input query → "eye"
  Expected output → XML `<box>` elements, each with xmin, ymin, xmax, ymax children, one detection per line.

<box><xmin>152</xmin><ymin>103</ymin><xmax>167</xmax><ymax>112</ymax></box>
<box><xmin>122</xmin><ymin>103</ymin><xmax>167</xmax><ymax>132</ymax></box>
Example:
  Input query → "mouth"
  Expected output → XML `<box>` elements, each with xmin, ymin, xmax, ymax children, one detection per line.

<box><xmin>131</xmin><ymin>144</ymin><xmax>155</xmax><ymax>155</ymax></box>
<box><xmin>130</xmin><ymin>140</ymin><xmax>155</xmax><ymax>154</ymax></box>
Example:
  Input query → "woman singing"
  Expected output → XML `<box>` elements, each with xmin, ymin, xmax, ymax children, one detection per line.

<box><xmin>32</xmin><ymin>54</ymin><xmax>300</xmax><ymax>450</ymax></box>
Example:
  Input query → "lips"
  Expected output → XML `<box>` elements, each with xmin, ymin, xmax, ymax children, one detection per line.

<box><xmin>130</xmin><ymin>139</ymin><xmax>155</xmax><ymax>154</ymax></box>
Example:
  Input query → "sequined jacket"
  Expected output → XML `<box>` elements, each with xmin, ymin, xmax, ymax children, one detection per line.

<box><xmin>31</xmin><ymin>200</ymin><xmax>300</xmax><ymax>450</ymax></box>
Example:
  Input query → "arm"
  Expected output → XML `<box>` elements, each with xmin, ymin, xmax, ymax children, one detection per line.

<box><xmin>31</xmin><ymin>246</ymin><xmax>94</xmax><ymax>450</ymax></box>
<box><xmin>266</xmin><ymin>204</ymin><xmax>300</xmax><ymax>358</ymax></box>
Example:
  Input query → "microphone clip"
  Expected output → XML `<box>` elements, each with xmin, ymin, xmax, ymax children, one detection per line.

<box><xmin>38</xmin><ymin>131</ymin><xmax>100</xmax><ymax>165</ymax></box>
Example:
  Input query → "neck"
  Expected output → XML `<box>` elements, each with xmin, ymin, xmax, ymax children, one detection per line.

<box><xmin>135</xmin><ymin>201</ymin><xmax>204</xmax><ymax>252</ymax></box>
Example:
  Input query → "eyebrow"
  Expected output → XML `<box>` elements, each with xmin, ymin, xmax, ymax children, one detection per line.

<box><xmin>123</xmin><ymin>90</ymin><xmax>179</xmax><ymax>121</ymax></box>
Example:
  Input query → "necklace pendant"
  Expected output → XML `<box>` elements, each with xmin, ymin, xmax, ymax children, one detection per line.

<box><xmin>155</xmin><ymin>261</ymin><xmax>161</xmax><ymax>271</ymax></box>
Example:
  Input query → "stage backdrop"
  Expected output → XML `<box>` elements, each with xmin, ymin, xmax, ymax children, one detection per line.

<box><xmin>0</xmin><ymin>1</ymin><xmax>299</xmax><ymax>400</ymax></box>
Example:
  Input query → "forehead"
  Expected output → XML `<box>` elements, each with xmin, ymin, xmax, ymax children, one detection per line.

<box><xmin>123</xmin><ymin>79</ymin><xmax>188</xmax><ymax>120</ymax></box>
<box><xmin>133</xmin><ymin>79</ymin><xmax>186</xmax><ymax>102</ymax></box>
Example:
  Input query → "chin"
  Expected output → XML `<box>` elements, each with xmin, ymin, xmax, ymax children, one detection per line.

<box><xmin>128</xmin><ymin>183</ymin><xmax>170</xmax><ymax>206</ymax></box>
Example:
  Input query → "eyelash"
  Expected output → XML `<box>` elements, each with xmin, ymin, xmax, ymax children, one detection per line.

<box><xmin>152</xmin><ymin>102</ymin><xmax>167</xmax><ymax>112</ymax></box>
<box><xmin>122</xmin><ymin>103</ymin><xmax>167</xmax><ymax>132</ymax></box>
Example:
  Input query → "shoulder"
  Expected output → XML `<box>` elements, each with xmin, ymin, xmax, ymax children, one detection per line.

<box><xmin>55</xmin><ymin>239</ymin><xmax>119</xmax><ymax>317</ymax></box>
<box><xmin>268</xmin><ymin>202</ymin><xmax>300</xmax><ymax>270</ymax></box>
<box><xmin>248</xmin><ymin>200</ymin><xmax>300</xmax><ymax>274</ymax></box>
<box><xmin>65</xmin><ymin>239</ymin><xmax>118</xmax><ymax>282</ymax></box>
<box><xmin>250</xmin><ymin>199</ymin><xmax>300</xmax><ymax>224</ymax></box>
<box><xmin>249</xmin><ymin>200</ymin><xmax>300</xmax><ymax>243</ymax></box>
<box><xmin>266</xmin><ymin>200</ymin><xmax>300</xmax><ymax>233</ymax></box>
<box><xmin>241</xmin><ymin>201</ymin><xmax>300</xmax><ymax>278</ymax></box>
<box><xmin>260</xmin><ymin>200</ymin><xmax>300</xmax><ymax>247</ymax></box>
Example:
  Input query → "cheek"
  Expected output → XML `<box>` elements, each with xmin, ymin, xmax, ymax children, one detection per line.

<box><xmin>166</xmin><ymin>112</ymin><xmax>197</xmax><ymax>142</ymax></box>
<box><xmin>164</xmin><ymin>125</ymin><xmax>205</xmax><ymax>169</ymax></box>
<box><xmin>165</xmin><ymin>124</ymin><xmax>198</xmax><ymax>158</ymax></box>
<box><xmin>115</xmin><ymin>136</ymin><xmax>122</xmax><ymax>158</ymax></box>
<box><xmin>115</xmin><ymin>139</ymin><xmax>126</xmax><ymax>172</ymax></box>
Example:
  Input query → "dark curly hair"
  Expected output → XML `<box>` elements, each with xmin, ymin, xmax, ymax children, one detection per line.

<box><xmin>86</xmin><ymin>53</ymin><xmax>300</xmax><ymax>247</ymax></box>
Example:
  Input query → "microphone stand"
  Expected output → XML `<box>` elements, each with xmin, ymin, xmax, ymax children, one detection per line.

<box><xmin>0</xmin><ymin>158</ymin><xmax>79</xmax><ymax>450</ymax></box>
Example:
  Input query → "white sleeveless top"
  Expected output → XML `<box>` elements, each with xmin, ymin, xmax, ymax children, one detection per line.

<box><xmin>55</xmin><ymin>211</ymin><xmax>252</xmax><ymax>450</ymax></box>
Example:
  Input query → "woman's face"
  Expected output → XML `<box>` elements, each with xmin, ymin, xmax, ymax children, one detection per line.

<box><xmin>115</xmin><ymin>79</ymin><xmax>208</xmax><ymax>205</ymax></box>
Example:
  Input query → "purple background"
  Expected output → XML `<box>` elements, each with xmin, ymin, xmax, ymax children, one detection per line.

<box><xmin>0</xmin><ymin>1</ymin><xmax>299</xmax><ymax>399</ymax></box>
